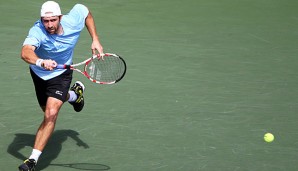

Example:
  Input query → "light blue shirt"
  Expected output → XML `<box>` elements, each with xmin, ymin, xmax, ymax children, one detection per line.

<box><xmin>23</xmin><ymin>4</ymin><xmax>89</xmax><ymax>80</ymax></box>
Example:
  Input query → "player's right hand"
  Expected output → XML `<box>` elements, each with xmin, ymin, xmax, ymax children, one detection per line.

<box><xmin>42</xmin><ymin>59</ymin><xmax>57</xmax><ymax>70</ymax></box>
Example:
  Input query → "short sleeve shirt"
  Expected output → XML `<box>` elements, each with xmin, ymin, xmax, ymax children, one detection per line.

<box><xmin>23</xmin><ymin>4</ymin><xmax>89</xmax><ymax>80</ymax></box>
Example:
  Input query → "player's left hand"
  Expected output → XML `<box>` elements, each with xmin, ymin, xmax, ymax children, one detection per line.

<box><xmin>91</xmin><ymin>39</ymin><xmax>104</xmax><ymax>57</ymax></box>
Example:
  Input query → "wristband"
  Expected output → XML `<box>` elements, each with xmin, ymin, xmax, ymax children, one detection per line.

<box><xmin>36</xmin><ymin>59</ymin><xmax>44</xmax><ymax>68</ymax></box>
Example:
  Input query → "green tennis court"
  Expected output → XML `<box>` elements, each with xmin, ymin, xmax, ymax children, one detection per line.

<box><xmin>1</xmin><ymin>0</ymin><xmax>298</xmax><ymax>170</ymax></box>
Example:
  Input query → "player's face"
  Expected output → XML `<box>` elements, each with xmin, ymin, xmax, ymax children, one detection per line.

<box><xmin>41</xmin><ymin>16</ymin><xmax>61</xmax><ymax>34</ymax></box>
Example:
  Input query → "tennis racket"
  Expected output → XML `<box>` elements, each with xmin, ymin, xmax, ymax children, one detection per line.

<box><xmin>56</xmin><ymin>53</ymin><xmax>126</xmax><ymax>84</ymax></box>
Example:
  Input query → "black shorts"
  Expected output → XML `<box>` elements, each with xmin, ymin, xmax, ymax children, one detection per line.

<box><xmin>30</xmin><ymin>68</ymin><xmax>73</xmax><ymax>107</ymax></box>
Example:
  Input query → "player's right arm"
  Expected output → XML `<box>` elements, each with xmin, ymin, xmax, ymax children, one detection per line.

<box><xmin>21</xmin><ymin>45</ymin><xmax>38</xmax><ymax>65</ymax></box>
<box><xmin>21</xmin><ymin>45</ymin><xmax>57</xmax><ymax>70</ymax></box>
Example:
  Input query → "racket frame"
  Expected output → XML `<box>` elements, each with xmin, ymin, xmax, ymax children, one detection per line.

<box><xmin>56</xmin><ymin>53</ymin><xmax>126</xmax><ymax>84</ymax></box>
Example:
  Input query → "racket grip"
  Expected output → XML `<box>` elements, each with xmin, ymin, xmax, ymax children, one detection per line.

<box><xmin>56</xmin><ymin>64</ymin><xmax>66</xmax><ymax>69</ymax></box>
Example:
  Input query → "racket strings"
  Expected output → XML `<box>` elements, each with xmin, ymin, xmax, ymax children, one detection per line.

<box><xmin>86</xmin><ymin>56</ymin><xmax>125</xmax><ymax>82</ymax></box>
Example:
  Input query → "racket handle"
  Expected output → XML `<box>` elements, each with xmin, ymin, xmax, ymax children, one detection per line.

<box><xmin>56</xmin><ymin>64</ymin><xmax>66</xmax><ymax>69</ymax></box>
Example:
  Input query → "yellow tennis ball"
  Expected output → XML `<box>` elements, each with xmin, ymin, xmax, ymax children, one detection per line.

<box><xmin>264</xmin><ymin>133</ymin><xmax>274</xmax><ymax>142</ymax></box>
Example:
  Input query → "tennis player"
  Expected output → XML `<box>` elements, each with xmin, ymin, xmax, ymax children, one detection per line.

<box><xmin>18</xmin><ymin>1</ymin><xmax>103</xmax><ymax>171</ymax></box>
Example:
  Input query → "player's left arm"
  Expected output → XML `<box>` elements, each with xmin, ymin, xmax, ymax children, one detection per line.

<box><xmin>85</xmin><ymin>11</ymin><xmax>104</xmax><ymax>56</ymax></box>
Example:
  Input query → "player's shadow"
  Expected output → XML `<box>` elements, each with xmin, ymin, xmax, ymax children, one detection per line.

<box><xmin>7</xmin><ymin>129</ymin><xmax>109</xmax><ymax>170</ymax></box>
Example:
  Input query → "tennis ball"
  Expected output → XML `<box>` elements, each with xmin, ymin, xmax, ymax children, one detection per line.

<box><xmin>264</xmin><ymin>133</ymin><xmax>274</xmax><ymax>143</ymax></box>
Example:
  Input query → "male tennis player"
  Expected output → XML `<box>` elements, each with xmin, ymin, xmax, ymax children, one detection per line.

<box><xmin>18</xmin><ymin>1</ymin><xmax>103</xmax><ymax>171</ymax></box>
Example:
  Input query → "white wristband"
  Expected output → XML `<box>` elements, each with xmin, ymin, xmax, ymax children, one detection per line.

<box><xmin>36</xmin><ymin>59</ymin><xmax>44</xmax><ymax>68</ymax></box>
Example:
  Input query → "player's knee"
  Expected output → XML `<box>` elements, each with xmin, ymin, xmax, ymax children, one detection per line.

<box><xmin>44</xmin><ymin>108</ymin><xmax>59</xmax><ymax>122</ymax></box>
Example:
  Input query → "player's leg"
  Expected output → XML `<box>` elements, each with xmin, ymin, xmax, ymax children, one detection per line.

<box><xmin>18</xmin><ymin>97</ymin><xmax>63</xmax><ymax>171</ymax></box>
<box><xmin>19</xmin><ymin>69</ymin><xmax>71</xmax><ymax>171</ymax></box>
<box><xmin>34</xmin><ymin>97</ymin><xmax>63</xmax><ymax>150</ymax></box>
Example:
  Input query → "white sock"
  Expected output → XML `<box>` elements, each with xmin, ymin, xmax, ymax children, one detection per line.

<box><xmin>29</xmin><ymin>149</ymin><xmax>42</xmax><ymax>162</ymax></box>
<box><xmin>68</xmin><ymin>90</ymin><xmax>77</xmax><ymax>102</ymax></box>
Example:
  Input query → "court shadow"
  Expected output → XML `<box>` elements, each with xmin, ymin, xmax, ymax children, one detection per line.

<box><xmin>7</xmin><ymin>129</ymin><xmax>95</xmax><ymax>170</ymax></box>
<box><xmin>50</xmin><ymin>163</ymin><xmax>110</xmax><ymax>170</ymax></box>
